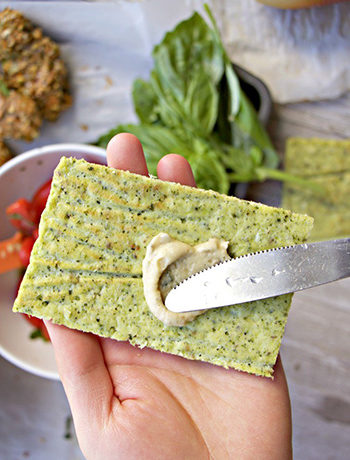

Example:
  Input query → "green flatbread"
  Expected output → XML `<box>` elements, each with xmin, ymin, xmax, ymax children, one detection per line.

<box><xmin>14</xmin><ymin>157</ymin><xmax>313</xmax><ymax>377</ymax></box>
<box><xmin>283</xmin><ymin>189</ymin><xmax>349</xmax><ymax>241</ymax></box>
<box><xmin>285</xmin><ymin>138</ymin><xmax>350</xmax><ymax>176</ymax></box>
<box><xmin>283</xmin><ymin>138</ymin><xmax>350</xmax><ymax>241</ymax></box>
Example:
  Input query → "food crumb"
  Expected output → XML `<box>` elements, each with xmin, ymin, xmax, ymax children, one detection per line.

<box><xmin>105</xmin><ymin>76</ymin><xmax>113</xmax><ymax>87</ymax></box>
<box><xmin>22</xmin><ymin>451</ymin><xmax>30</xmax><ymax>458</ymax></box>
<box><xmin>64</xmin><ymin>415</ymin><xmax>73</xmax><ymax>440</ymax></box>
<box><xmin>79</xmin><ymin>124</ymin><xmax>89</xmax><ymax>131</ymax></box>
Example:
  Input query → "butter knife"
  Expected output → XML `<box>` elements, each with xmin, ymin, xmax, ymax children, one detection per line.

<box><xmin>165</xmin><ymin>238</ymin><xmax>350</xmax><ymax>313</ymax></box>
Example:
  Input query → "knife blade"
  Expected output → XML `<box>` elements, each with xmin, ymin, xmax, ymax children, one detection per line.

<box><xmin>165</xmin><ymin>238</ymin><xmax>350</xmax><ymax>313</ymax></box>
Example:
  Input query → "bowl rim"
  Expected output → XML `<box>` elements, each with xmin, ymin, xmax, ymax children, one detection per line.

<box><xmin>0</xmin><ymin>339</ymin><xmax>59</xmax><ymax>380</ymax></box>
<box><xmin>0</xmin><ymin>143</ymin><xmax>106</xmax><ymax>380</ymax></box>
<box><xmin>0</xmin><ymin>143</ymin><xmax>106</xmax><ymax>177</ymax></box>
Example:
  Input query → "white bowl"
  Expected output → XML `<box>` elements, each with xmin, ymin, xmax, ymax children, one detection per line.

<box><xmin>0</xmin><ymin>144</ymin><xmax>106</xmax><ymax>380</ymax></box>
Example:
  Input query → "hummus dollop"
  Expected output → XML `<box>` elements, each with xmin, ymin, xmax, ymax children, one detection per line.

<box><xmin>142</xmin><ymin>233</ymin><xmax>230</xmax><ymax>326</ymax></box>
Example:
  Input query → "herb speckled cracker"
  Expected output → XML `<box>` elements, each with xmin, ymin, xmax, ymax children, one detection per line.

<box><xmin>283</xmin><ymin>138</ymin><xmax>350</xmax><ymax>241</ymax></box>
<box><xmin>14</xmin><ymin>157</ymin><xmax>313</xmax><ymax>377</ymax></box>
<box><xmin>285</xmin><ymin>138</ymin><xmax>350</xmax><ymax>176</ymax></box>
<box><xmin>283</xmin><ymin>172</ymin><xmax>350</xmax><ymax>240</ymax></box>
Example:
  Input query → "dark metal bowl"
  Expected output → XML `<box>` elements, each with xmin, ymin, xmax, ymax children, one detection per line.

<box><xmin>229</xmin><ymin>64</ymin><xmax>273</xmax><ymax>198</ymax></box>
<box><xmin>233</xmin><ymin>63</ymin><xmax>272</xmax><ymax>127</ymax></box>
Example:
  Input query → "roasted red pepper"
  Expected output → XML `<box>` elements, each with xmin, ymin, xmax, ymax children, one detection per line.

<box><xmin>31</xmin><ymin>179</ymin><xmax>52</xmax><ymax>223</ymax></box>
<box><xmin>6</xmin><ymin>198</ymin><xmax>36</xmax><ymax>234</ymax></box>
<box><xmin>2</xmin><ymin>178</ymin><xmax>53</xmax><ymax>341</ymax></box>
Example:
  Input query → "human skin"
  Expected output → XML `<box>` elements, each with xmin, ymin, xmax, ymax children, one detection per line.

<box><xmin>45</xmin><ymin>133</ymin><xmax>292</xmax><ymax>460</ymax></box>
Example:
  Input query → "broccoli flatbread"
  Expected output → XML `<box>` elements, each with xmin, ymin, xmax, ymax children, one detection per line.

<box><xmin>283</xmin><ymin>138</ymin><xmax>350</xmax><ymax>241</ymax></box>
<box><xmin>14</xmin><ymin>157</ymin><xmax>313</xmax><ymax>377</ymax></box>
<box><xmin>285</xmin><ymin>138</ymin><xmax>350</xmax><ymax>176</ymax></box>
<box><xmin>283</xmin><ymin>191</ymin><xmax>349</xmax><ymax>241</ymax></box>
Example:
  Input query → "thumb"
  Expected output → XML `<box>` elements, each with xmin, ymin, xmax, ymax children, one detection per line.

<box><xmin>45</xmin><ymin>321</ymin><xmax>115</xmax><ymax>432</ymax></box>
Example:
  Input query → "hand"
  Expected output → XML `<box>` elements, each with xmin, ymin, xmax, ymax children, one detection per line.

<box><xmin>45</xmin><ymin>133</ymin><xmax>292</xmax><ymax>460</ymax></box>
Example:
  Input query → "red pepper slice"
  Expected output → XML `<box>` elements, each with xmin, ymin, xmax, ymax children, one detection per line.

<box><xmin>22</xmin><ymin>314</ymin><xmax>43</xmax><ymax>329</ymax></box>
<box><xmin>32</xmin><ymin>227</ymin><xmax>39</xmax><ymax>240</ymax></box>
<box><xmin>22</xmin><ymin>314</ymin><xmax>51</xmax><ymax>342</ymax></box>
<box><xmin>19</xmin><ymin>236</ymin><xmax>35</xmax><ymax>267</ymax></box>
<box><xmin>0</xmin><ymin>232</ymin><xmax>24</xmax><ymax>274</ymax></box>
<box><xmin>31</xmin><ymin>179</ymin><xmax>52</xmax><ymax>224</ymax></box>
<box><xmin>6</xmin><ymin>198</ymin><xmax>36</xmax><ymax>234</ymax></box>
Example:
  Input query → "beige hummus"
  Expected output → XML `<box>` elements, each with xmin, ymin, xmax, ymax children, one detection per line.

<box><xmin>142</xmin><ymin>233</ymin><xmax>230</xmax><ymax>326</ymax></box>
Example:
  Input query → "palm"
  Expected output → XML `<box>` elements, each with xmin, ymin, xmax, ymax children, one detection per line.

<box><xmin>76</xmin><ymin>339</ymin><xmax>291</xmax><ymax>460</ymax></box>
<box><xmin>46</xmin><ymin>134</ymin><xmax>292</xmax><ymax>460</ymax></box>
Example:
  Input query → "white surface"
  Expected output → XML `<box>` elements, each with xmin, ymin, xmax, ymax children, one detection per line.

<box><xmin>282</xmin><ymin>278</ymin><xmax>350</xmax><ymax>460</ymax></box>
<box><xmin>0</xmin><ymin>144</ymin><xmax>106</xmax><ymax>380</ymax></box>
<box><xmin>218</xmin><ymin>0</ymin><xmax>350</xmax><ymax>103</ymax></box>
<box><xmin>0</xmin><ymin>356</ymin><xmax>84</xmax><ymax>460</ymax></box>
<box><xmin>1</xmin><ymin>0</ymin><xmax>211</xmax><ymax>151</ymax></box>
<box><xmin>1</xmin><ymin>0</ymin><xmax>349</xmax><ymax>159</ymax></box>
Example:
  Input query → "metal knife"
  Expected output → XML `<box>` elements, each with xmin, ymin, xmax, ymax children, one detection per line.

<box><xmin>165</xmin><ymin>238</ymin><xmax>350</xmax><ymax>313</ymax></box>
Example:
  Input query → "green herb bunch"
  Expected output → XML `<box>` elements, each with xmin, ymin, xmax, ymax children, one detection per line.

<box><xmin>97</xmin><ymin>6</ymin><xmax>317</xmax><ymax>195</ymax></box>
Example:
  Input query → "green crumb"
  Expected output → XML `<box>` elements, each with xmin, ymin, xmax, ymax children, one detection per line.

<box><xmin>64</xmin><ymin>415</ymin><xmax>73</xmax><ymax>440</ymax></box>
<box><xmin>14</xmin><ymin>157</ymin><xmax>313</xmax><ymax>378</ymax></box>
<box><xmin>29</xmin><ymin>328</ymin><xmax>48</xmax><ymax>341</ymax></box>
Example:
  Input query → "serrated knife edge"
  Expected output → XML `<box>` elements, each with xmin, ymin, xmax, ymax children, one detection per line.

<box><xmin>164</xmin><ymin>238</ymin><xmax>350</xmax><ymax>313</ymax></box>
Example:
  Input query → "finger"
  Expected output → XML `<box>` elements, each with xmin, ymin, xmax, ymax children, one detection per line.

<box><xmin>157</xmin><ymin>154</ymin><xmax>196</xmax><ymax>187</ymax></box>
<box><xmin>106</xmin><ymin>133</ymin><xmax>148</xmax><ymax>176</ymax></box>
<box><xmin>44</xmin><ymin>321</ymin><xmax>115</xmax><ymax>429</ymax></box>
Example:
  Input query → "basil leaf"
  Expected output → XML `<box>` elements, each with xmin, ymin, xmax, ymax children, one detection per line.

<box><xmin>151</xmin><ymin>66</ymin><xmax>219</xmax><ymax>137</ymax></box>
<box><xmin>151</xmin><ymin>12</ymin><xmax>223</xmax><ymax>136</ymax></box>
<box><xmin>149</xmin><ymin>70</ymin><xmax>184</xmax><ymax>130</ymax></box>
<box><xmin>235</xmin><ymin>91</ymin><xmax>279</xmax><ymax>168</ymax></box>
<box><xmin>96</xmin><ymin>6</ymin><xmax>316</xmax><ymax>196</ymax></box>
<box><xmin>224</xmin><ymin>63</ymin><xmax>240</xmax><ymax>120</ymax></box>
<box><xmin>188</xmin><ymin>140</ymin><xmax>229</xmax><ymax>194</ymax></box>
<box><xmin>216</xmin><ymin>64</ymin><xmax>279</xmax><ymax>170</ymax></box>
<box><xmin>132</xmin><ymin>79</ymin><xmax>159</xmax><ymax>124</ymax></box>
<box><xmin>184</xmin><ymin>72</ymin><xmax>218</xmax><ymax>135</ymax></box>
<box><xmin>217</xmin><ymin>142</ymin><xmax>255</xmax><ymax>176</ymax></box>
<box><xmin>153</xmin><ymin>12</ymin><xmax>224</xmax><ymax>92</ymax></box>
<box><xmin>204</xmin><ymin>3</ymin><xmax>278</xmax><ymax>169</ymax></box>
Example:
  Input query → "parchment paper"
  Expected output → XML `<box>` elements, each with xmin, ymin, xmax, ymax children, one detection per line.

<box><xmin>1</xmin><ymin>0</ymin><xmax>349</xmax><ymax>153</ymax></box>
<box><xmin>218</xmin><ymin>0</ymin><xmax>350</xmax><ymax>104</ymax></box>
